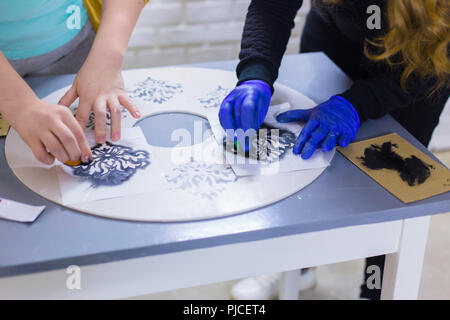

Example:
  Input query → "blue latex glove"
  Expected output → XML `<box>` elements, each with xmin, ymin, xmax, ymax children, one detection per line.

<box><xmin>219</xmin><ymin>80</ymin><xmax>272</xmax><ymax>151</ymax></box>
<box><xmin>276</xmin><ymin>95</ymin><xmax>360</xmax><ymax>159</ymax></box>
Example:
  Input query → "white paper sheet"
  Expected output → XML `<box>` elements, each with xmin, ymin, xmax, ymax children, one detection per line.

<box><xmin>0</xmin><ymin>198</ymin><xmax>45</xmax><ymax>222</ymax></box>
<box><xmin>56</xmin><ymin>127</ymin><xmax>165</xmax><ymax>205</ymax></box>
<box><xmin>207</xmin><ymin>103</ymin><xmax>335</xmax><ymax>176</ymax></box>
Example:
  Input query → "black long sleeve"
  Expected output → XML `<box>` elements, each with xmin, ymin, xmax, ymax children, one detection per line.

<box><xmin>237</xmin><ymin>0</ymin><xmax>449</xmax><ymax>127</ymax></box>
<box><xmin>339</xmin><ymin>68</ymin><xmax>450</xmax><ymax>123</ymax></box>
<box><xmin>237</xmin><ymin>0</ymin><xmax>303</xmax><ymax>90</ymax></box>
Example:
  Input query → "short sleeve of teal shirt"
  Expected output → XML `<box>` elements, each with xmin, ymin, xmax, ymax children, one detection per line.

<box><xmin>0</xmin><ymin>0</ymin><xmax>88</xmax><ymax>60</ymax></box>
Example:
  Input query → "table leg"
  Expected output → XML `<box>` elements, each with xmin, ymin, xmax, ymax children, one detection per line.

<box><xmin>279</xmin><ymin>270</ymin><xmax>300</xmax><ymax>300</ymax></box>
<box><xmin>381</xmin><ymin>216</ymin><xmax>430</xmax><ymax>300</ymax></box>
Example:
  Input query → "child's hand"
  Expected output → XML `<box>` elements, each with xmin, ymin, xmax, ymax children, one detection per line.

<box><xmin>9</xmin><ymin>99</ymin><xmax>92</xmax><ymax>165</ymax></box>
<box><xmin>58</xmin><ymin>56</ymin><xmax>141</xmax><ymax>143</ymax></box>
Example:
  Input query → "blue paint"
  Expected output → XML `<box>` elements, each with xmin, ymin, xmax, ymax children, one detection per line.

<box><xmin>127</xmin><ymin>77</ymin><xmax>183</xmax><ymax>104</ymax></box>
<box><xmin>72</xmin><ymin>142</ymin><xmax>150</xmax><ymax>187</ymax></box>
<box><xmin>199</xmin><ymin>85</ymin><xmax>230</xmax><ymax>109</ymax></box>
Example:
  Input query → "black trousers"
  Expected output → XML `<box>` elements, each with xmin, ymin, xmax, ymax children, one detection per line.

<box><xmin>299</xmin><ymin>9</ymin><xmax>447</xmax><ymax>299</ymax></box>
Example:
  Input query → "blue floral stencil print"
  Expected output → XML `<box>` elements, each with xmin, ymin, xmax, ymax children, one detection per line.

<box><xmin>70</xmin><ymin>106</ymin><xmax>128</xmax><ymax>130</ymax></box>
<box><xmin>72</xmin><ymin>142</ymin><xmax>150</xmax><ymax>187</ymax></box>
<box><xmin>126</xmin><ymin>77</ymin><xmax>183</xmax><ymax>104</ymax></box>
<box><xmin>199</xmin><ymin>85</ymin><xmax>231</xmax><ymax>109</ymax></box>
<box><xmin>165</xmin><ymin>158</ymin><xmax>236</xmax><ymax>199</ymax></box>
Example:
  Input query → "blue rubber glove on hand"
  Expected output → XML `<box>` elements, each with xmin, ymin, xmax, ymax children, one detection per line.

<box><xmin>276</xmin><ymin>95</ymin><xmax>360</xmax><ymax>159</ymax></box>
<box><xmin>219</xmin><ymin>80</ymin><xmax>272</xmax><ymax>151</ymax></box>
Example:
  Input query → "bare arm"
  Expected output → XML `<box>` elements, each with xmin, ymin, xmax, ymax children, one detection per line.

<box><xmin>0</xmin><ymin>51</ymin><xmax>91</xmax><ymax>164</ymax></box>
<box><xmin>0</xmin><ymin>51</ymin><xmax>37</xmax><ymax>118</ymax></box>
<box><xmin>59</xmin><ymin>0</ymin><xmax>145</xmax><ymax>143</ymax></box>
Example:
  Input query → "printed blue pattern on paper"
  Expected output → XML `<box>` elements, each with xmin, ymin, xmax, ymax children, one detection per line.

<box><xmin>72</xmin><ymin>142</ymin><xmax>150</xmax><ymax>187</ymax></box>
<box><xmin>199</xmin><ymin>85</ymin><xmax>231</xmax><ymax>109</ymax></box>
<box><xmin>165</xmin><ymin>158</ymin><xmax>236</xmax><ymax>199</ymax></box>
<box><xmin>126</xmin><ymin>77</ymin><xmax>183</xmax><ymax>104</ymax></box>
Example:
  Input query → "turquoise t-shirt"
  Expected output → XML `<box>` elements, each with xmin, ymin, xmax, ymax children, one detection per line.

<box><xmin>0</xmin><ymin>0</ymin><xmax>88</xmax><ymax>60</ymax></box>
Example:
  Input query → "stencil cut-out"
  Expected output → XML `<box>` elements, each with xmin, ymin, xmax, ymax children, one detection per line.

<box><xmin>223</xmin><ymin>124</ymin><xmax>296</xmax><ymax>163</ymax></box>
<box><xmin>72</xmin><ymin>141</ymin><xmax>150</xmax><ymax>187</ymax></box>
<box><xmin>6</xmin><ymin>67</ymin><xmax>332</xmax><ymax>221</ymax></box>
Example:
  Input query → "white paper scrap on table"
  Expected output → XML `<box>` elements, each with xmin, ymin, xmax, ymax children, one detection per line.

<box><xmin>207</xmin><ymin>103</ymin><xmax>335</xmax><ymax>176</ymax></box>
<box><xmin>56</xmin><ymin>126</ymin><xmax>165</xmax><ymax>205</ymax></box>
<box><xmin>0</xmin><ymin>198</ymin><xmax>45</xmax><ymax>222</ymax></box>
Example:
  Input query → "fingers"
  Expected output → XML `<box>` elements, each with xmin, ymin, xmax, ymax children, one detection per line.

<box><xmin>301</xmin><ymin>125</ymin><xmax>330</xmax><ymax>159</ymax></box>
<box><xmin>41</xmin><ymin>132</ymin><xmax>70</xmax><ymax>163</ymax></box>
<box><xmin>118</xmin><ymin>94</ymin><xmax>140</xmax><ymax>119</ymax></box>
<box><xmin>58</xmin><ymin>86</ymin><xmax>78</xmax><ymax>107</ymax></box>
<box><xmin>240</xmin><ymin>96</ymin><xmax>257</xmax><ymax>132</ymax></box>
<box><xmin>93</xmin><ymin>97</ymin><xmax>107</xmax><ymax>144</ymax></box>
<box><xmin>31</xmin><ymin>140</ymin><xmax>55</xmax><ymax>165</ymax></box>
<box><xmin>321</xmin><ymin>131</ymin><xmax>338</xmax><ymax>152</ymax></box>
<box><xmin>256</xmin><ymin>95</ymin><xmax>270</xmax><ymax>128</ymax></box>
<box><xmin>50</xmin><ymin>123</ymin><xmax>81</xmax><ymax>162</ymax></box>
<box><xmin>62</xmin><ymin>114</ymin><xmax>92</xmax><ymax>162</ymax></box>
<box><xmin>233</xmin><ymin>96</ymin><xmax>243</xmax><ymax>132</ymax></box>
<box><xmin>293</xmin><ymin>119</ymin><xmax>319</xmax><ymax>155</ymax></box>
<box><xmin>276</xmin><ymin>109</ymin><xmax>311</xmax><ymax>123</ymax></box>
<box><xmin>108</xmin><ymin>97</ymin><xmax>121</xmax><ymax>141</ymax></box>
<box><xmin>219</xmin><ymin>98</ymin><xmax>236</xmax><ymax>132</ymax></box>
<box><xmin>75</xmin><ymin>99</ymin><xmax>91</xmax><ymax>130</ymax></box>
<box><xmin>338</xmin><ymin>135</ymin><xmax>351</xmax><ymax>147</ymax></box>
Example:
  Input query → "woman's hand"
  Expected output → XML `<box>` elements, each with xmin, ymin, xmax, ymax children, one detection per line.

<box><xmin>8</xmin><ymin>98</ymin><xmax>92</xmax><ymax>165</ymax></box>
<box><xmin>58</xmin><ymin>55</ymin><xmax>140</xmax><ymax>144</ymax></box>
<box><xmin>219</xmin><ymin>80</ymin><xmax>272</xmax><ymax>151</ymax></box>
<box><xmin>276</xmin><ymin>95</ymin><xmax>360</xmax><ymax>159</ymax></box>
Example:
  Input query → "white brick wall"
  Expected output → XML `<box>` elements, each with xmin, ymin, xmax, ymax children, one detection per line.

<box><xmin>124</xmin><ymin>0</ymin><xmax>311</xmax><ymax>69</ymax></box>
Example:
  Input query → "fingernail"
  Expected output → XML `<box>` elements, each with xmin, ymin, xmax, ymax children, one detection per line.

<box><xmin>82</xmin><ymin>155</ymin><xmax>90</xmax><ymax>164</ymax></box>
<box><xmin>340</xmin><ymin>139</ymin><xmax>349</xmax><ymax>147</ymax></box>
<box><xmin>112</xmin><ymin>133</ymin><xmax>120</xmax><ymax>140</ymax></box>
<box><xmin>134</xmin><ymin>111</ymin><xmax>141</xmax><ymax>118</ymax></box>
<box><xmin>301</xmin><ymin>152</ymin><xmax>311</xmax><ymax>160</ymax></box>
<box><xmin>97</xmin><ymin>136</ymin><xmax>105</xmax><ymax>143</ymax></box>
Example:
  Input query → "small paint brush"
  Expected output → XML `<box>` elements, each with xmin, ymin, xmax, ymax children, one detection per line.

<box><xmin>64</xmin><ymin>160</ymin><xmax>81</xmax><ymax>166</ymax></box>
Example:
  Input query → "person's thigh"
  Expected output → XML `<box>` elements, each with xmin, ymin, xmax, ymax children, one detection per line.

<box><xmin>9</xmin><ymin>20</ymin><xmax>95</xmax><ymax>77</ymax></box>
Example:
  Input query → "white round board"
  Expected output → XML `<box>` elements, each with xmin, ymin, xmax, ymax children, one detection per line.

<box><xmin>5</xmin><ymin>67</ymin><xmax>333</xmax><ymax>222</ymax></box>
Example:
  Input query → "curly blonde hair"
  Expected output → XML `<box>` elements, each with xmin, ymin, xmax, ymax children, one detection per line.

<box><xmin>322</xmin><ymin>0</ymin><xmax>450</xmax><ymax>94</ymax></box>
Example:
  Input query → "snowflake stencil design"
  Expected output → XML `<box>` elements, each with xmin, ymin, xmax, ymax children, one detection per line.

<box><xmin>224</xmin><ymin>124</ymin><xmax>296</xmax><ymax>163</ymax></box>
<box><xmin>126</xmin><ymin>77</ymin><xmax>183</xmax><ymax>104</ymax></box>
<box><xmin>199</xmin><ymin>85</ymin><xmax>231</xmax><ymax>109</ymax></box>
<box><xmin>70</xmin><ymin>106</ymin><xmax>128</xmax><ymax>130</ymax></box>
<box><xmin>165</xmin><ymin>158</ymin><xmax>236</xmax><ymax>199</ymax></box>
<box><xmin>72</xmin><ymin>142</ymin><xmax>150</xmax><ymax>187</ymax></box>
